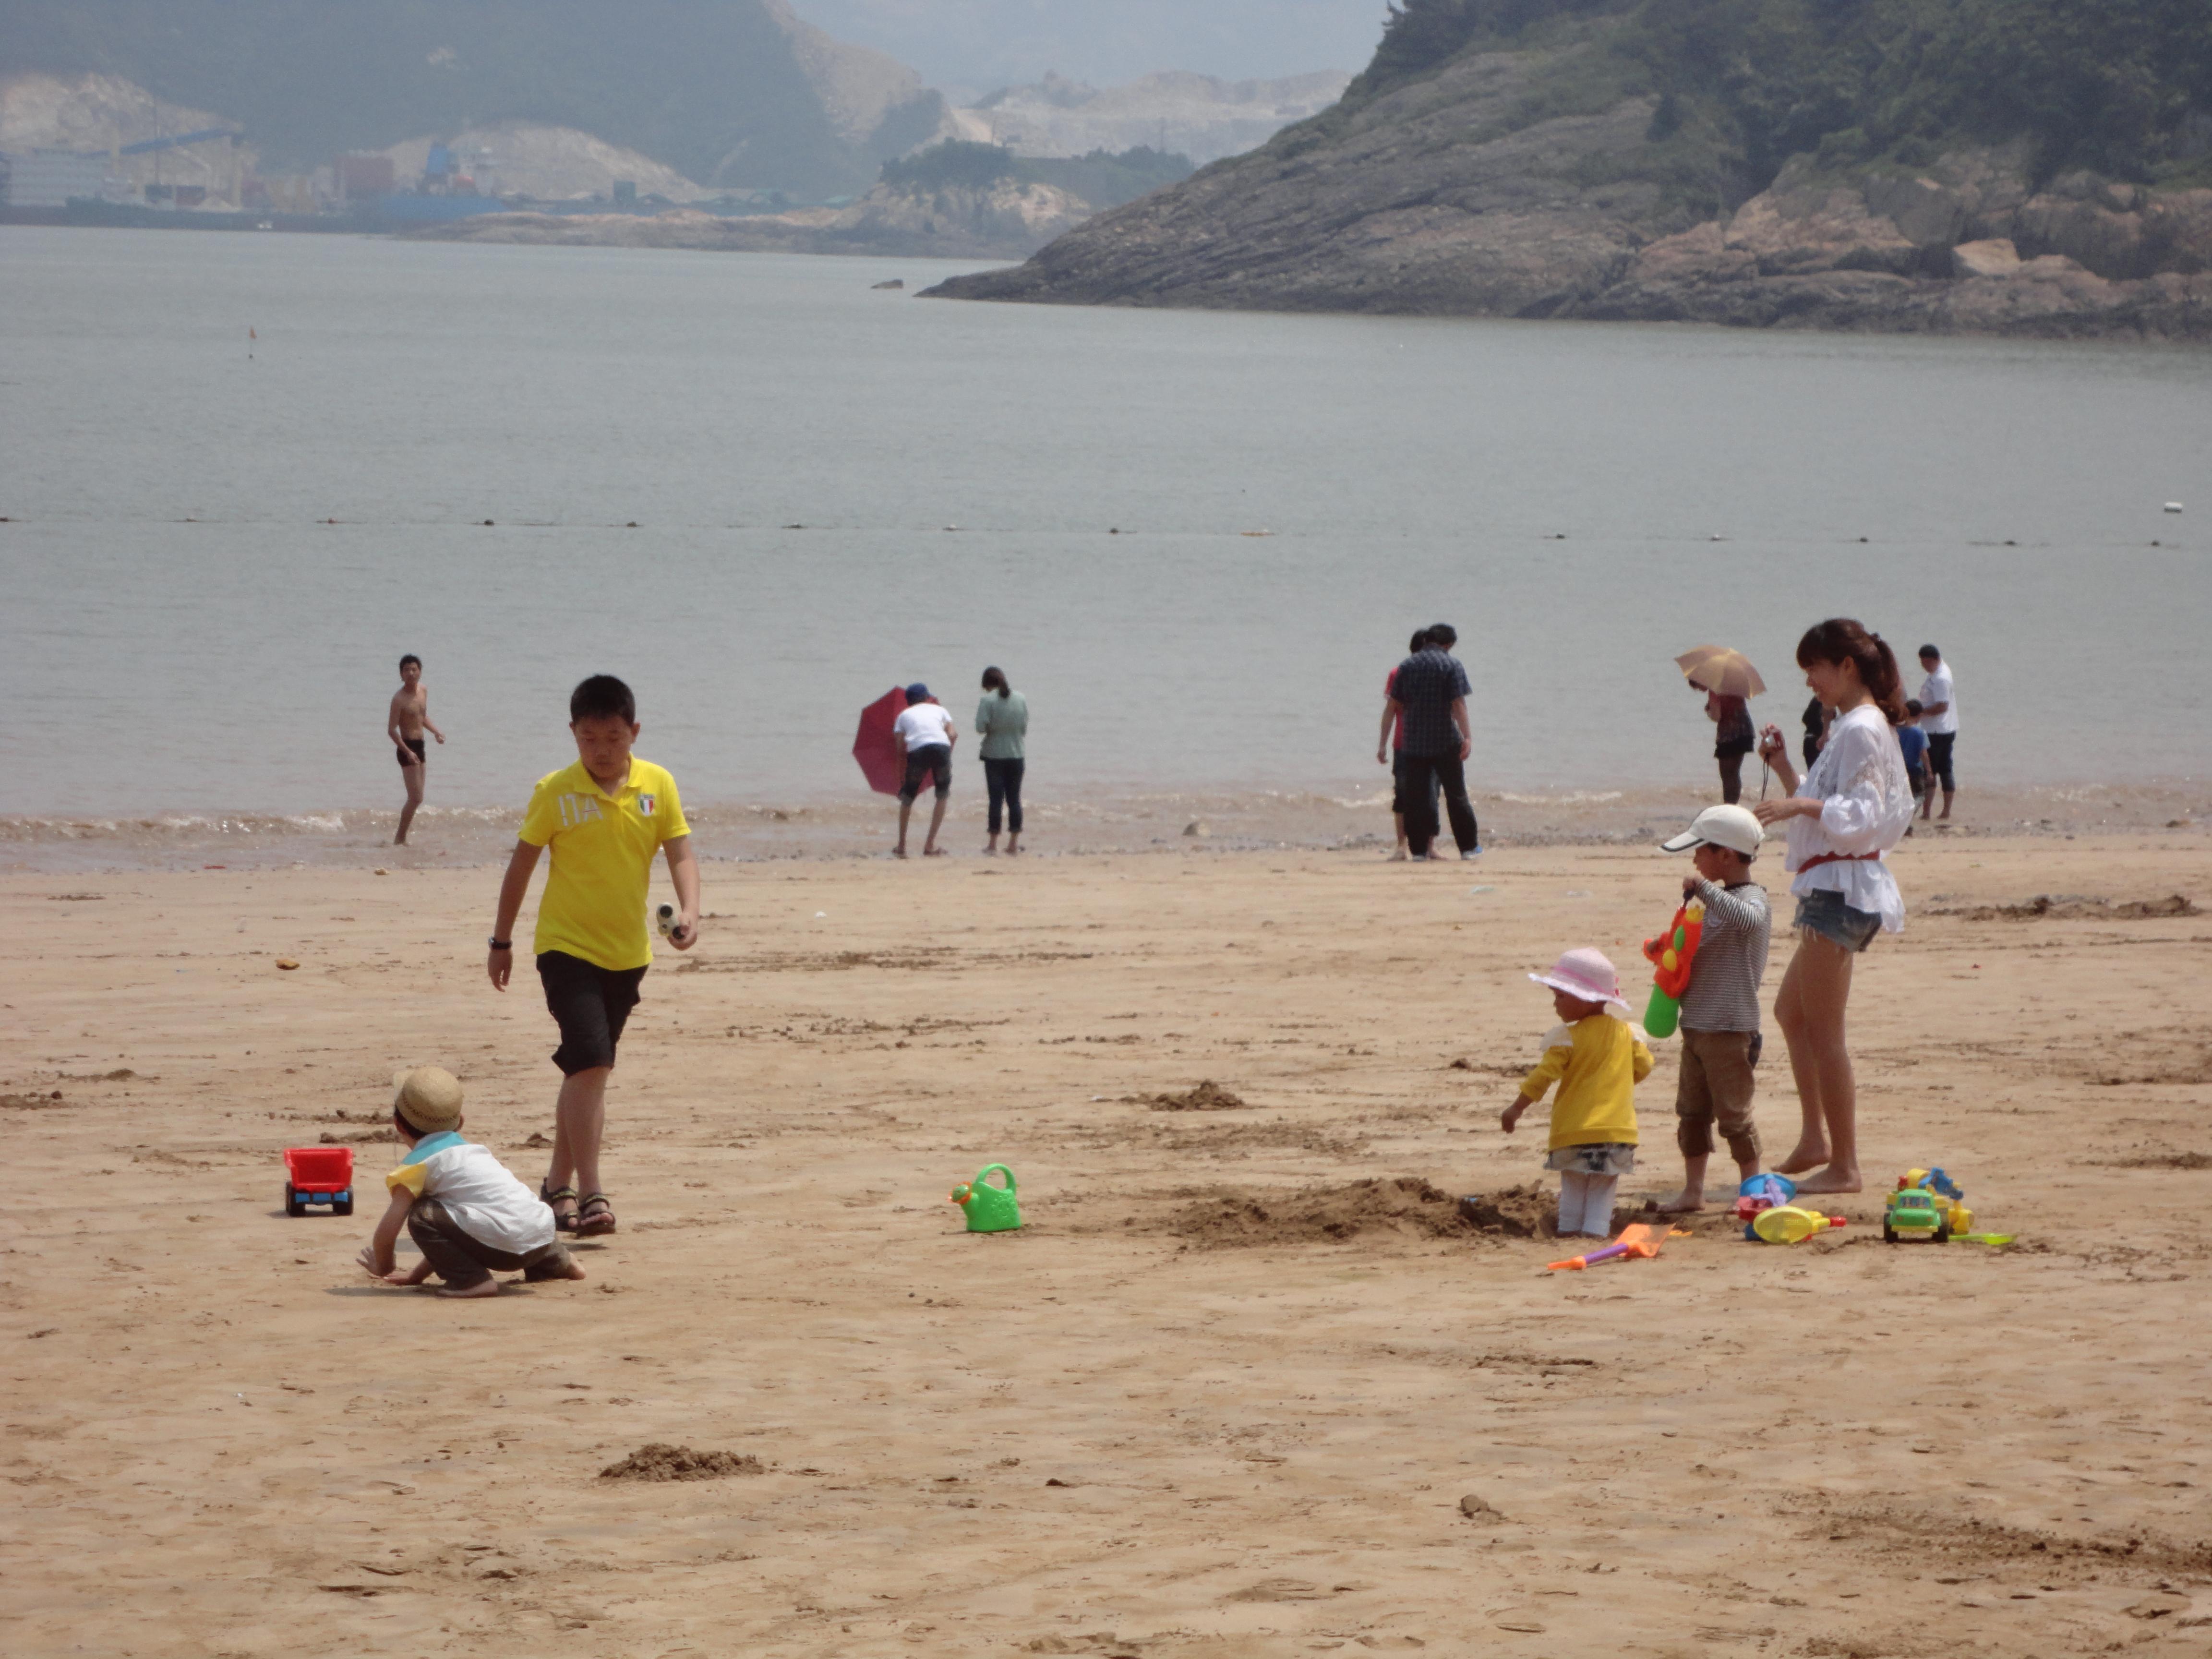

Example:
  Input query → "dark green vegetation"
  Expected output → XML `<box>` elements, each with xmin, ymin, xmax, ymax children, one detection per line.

<box><xmin>1</xmin><ymin>0</ymin><xmax>946</xmax><ymax>195</ymax></box>
<box><xmin>881</xmin><ymin>142</ymin><xmax>1195</xmax><ymax>210</ymax></box>
<box><xmin>1354</xmin><ymin>0</ymin><xmax>2212</xmax><ymax>199</ymax></box>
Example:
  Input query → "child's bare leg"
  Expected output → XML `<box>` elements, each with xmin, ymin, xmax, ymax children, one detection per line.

<box><xmin>923</xmin><ymin>794</ymin><xmax>949</xmax><ymax>854</ymax></box>
<box><xmin>547</xmin><ymin>1066</ymin><xmax>610</xmax><ymax>1204</ymax></box>
<box><xmin>895</xmin><ymin>797</ymin><xmax>914</xmax><ymax>855</ymax></box>
<box><xmin>1658</xmin><ymin>1153</ymin><xmax>1709</xmax><ymax>1214</ymax></box>
<box><xmin>1784</xmin><ymin>937</ymin><xmax>1862</xmax><ymax>1193</ymax></box>
<box><xmin>1772</xmin><ymin>947</ymin><xmax>1829</xmax><ymax>1173</ymax></box>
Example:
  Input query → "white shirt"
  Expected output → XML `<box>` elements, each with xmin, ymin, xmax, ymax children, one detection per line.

<box><xmin>1917</xmin><ymin>662</ymin><xmax>1957</xmax><ymax>734</ymax></box>
<box><xmin>386</xmin><ymin>1136</ymin><xmax>556</xmax><ymax>1255</ymax></box>
<box><xmin>893</xmin><ymin>703</ymin><xmax>955</xmax><ymax>752</ymax></box>
<box><xmin>893</xmin><ymin>702</ymin><xmax>955</xmax><ymax>752</ymax></box>
<box><xmin>1782</xmin><ymin>704</ymin><xmax>1917</xmax><ymax>933</ymax></box>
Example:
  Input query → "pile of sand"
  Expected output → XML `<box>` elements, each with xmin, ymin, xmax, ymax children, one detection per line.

<box><xmin>1931</xmin><ymin>893</ymin><xmax>2197</xmax><ymax>921</ymax></box>
<box><xmin>598</xmin><ymin>1444</ymin><xmax>765</xmax><ymax>1482</ymax></box>
<box><xmin>1146</xmin><ymin>1080</ymin><xmax>1248</xmax><ymax>1111</ymax></box>
<box><xmin>1164</xmin><ymin>1178</ymin><xmax>1555</xmax><ymax>1247</ymax></box>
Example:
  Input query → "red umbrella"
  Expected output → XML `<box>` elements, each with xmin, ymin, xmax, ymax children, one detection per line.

<box><xmin>854</xmin><ymin>687</ymin><xmax>914</xmax><ymax>795</ymax></box>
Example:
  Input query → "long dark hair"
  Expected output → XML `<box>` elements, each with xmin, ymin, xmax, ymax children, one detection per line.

<box><xmin>1796</xmin><ymin>619</ymin><xmax>1906</xmax><ymax>726</ymax></box>
<box><xmin>980</xmin><ymin>666</ymin><xmax>1010</xmax><ymax>700</ymax></box>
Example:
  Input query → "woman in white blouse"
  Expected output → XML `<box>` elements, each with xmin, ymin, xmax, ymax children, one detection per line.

<box><xmin>1752</xmin><ymin>619</ymin><xmax>1917</xmax><ymax>1195</ymax></box>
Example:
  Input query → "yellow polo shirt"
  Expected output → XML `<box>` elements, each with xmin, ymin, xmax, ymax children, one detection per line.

<box><xmin>518</xmin><ymin>757</ymin><xmax>689</xmax><ymax>971</ymax></box>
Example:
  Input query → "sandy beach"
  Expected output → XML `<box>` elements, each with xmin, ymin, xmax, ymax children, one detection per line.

<box><xmin>5</xmin><ymin>830</ymin><xmax>2211</xmax><ymax>1658</ymax></box>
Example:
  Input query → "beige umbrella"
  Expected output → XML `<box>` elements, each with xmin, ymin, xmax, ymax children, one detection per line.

<box><xmin>1675</xmin><ymin>645</ymin><xmax>1766</xmax><ymax>699</ymax></box>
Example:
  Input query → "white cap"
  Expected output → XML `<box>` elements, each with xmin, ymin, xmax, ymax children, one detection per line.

<box><xmin>1659</xmin><ymin>804</ymin><xmax>1763</xmax><ymax>857</ymax></box>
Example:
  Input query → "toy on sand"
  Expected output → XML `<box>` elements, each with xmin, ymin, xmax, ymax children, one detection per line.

<box><xmin>1640</xmin><ymin>899</ymin><xmax>1705</xmax><ymax>1039</ymax></box>
<box><xmin>1547</xmin><ymin>1221</ymin><xmax>1688</xmax><ymax>1272</ymax></box>
<box><xmin>949</xmin><ymin>1164</ymin><xmax>1022</xmax><ymax>1233</ymax></box>
<box><xmin>1884</xmin><ymin>1168</ymin><xmax>1972</xmax><ymax>1243</ymax></box>
<box><xmin>284</xmin><ymin>1146</ymin><xmax>355</xmax><ymax>1217</ymax></box>
<box><xmin>1751</xmin><ymin>1205</ymin><xmax>1847</xmax><ymax>1244</ymax></box>
<box><xmin>1734</xmin><ymin>1172</ymin><xmax>1795</xmax><ymax>1237</ymax></box>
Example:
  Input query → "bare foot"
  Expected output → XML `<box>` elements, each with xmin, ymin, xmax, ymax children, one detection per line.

<box><xmin>1790</xmin><ymin>1166</ymin><xmax>1862</xmax><ymax>1195</ymax></box>
<box><xmin>893</xmin><ymin>846</ymin><xmax>908</xmax><ymax>859</ymax></box>
<box><xmin>434</xmin><ymin>1278</ymin><xmax>503</xmax><ymax>1299</ymax></box>
<box><xmin>923</xmin><ymin>846</ymin><xmax>947</xmax><ymax>857</ymax></box>
<box><xmin>1773</xmin><ymin>1142</ymin><xmax>1829</xmax><ymax>1175</ymax></box>
<box><xmin>544</xmin><ymin>1258</ymin><xmax>587</xmax><ymax>1282</ymax></box>
<box><xmin>1654</xmin><ymin>1190</ymin><xmax>1706</xmax><ymax>1214</ymax></box>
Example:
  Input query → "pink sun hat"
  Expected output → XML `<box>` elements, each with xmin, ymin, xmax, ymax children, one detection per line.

<box><xmin>1528</xmin><ymin>948</ymin><xmax>1631</xmax><ymax>1019</ymax></box>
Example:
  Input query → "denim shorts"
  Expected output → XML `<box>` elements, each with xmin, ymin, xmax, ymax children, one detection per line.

<box><xmin>1794</xmin><ymin>889</ymin><xmax>1882</xmax><ymax>954</ymax></box>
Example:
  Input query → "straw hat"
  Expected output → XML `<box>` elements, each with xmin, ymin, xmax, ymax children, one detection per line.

<box><xmin>1528</xmin><ymin>949</ymin><xmax>1631</xmax><ymax>1019</ymax></box>
<box><xmin>391</xmin><ymin>1066</ymin><xmax>463</xmax><ymax>1133</ymax></box>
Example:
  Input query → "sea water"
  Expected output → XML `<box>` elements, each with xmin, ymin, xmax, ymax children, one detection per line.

<box><xmin>2</xmin><ymin>227</ymin><xmax>2207</xmax><ymax>866</ymax></box>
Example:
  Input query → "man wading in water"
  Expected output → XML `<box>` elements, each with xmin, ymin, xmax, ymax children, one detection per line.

<box><xmin>388</xmin><ymin>654</ymin><xmax>446</xmax><ymax>845</ymax></box>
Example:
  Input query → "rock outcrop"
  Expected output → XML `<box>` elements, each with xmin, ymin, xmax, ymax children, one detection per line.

<box><xmin>923</xmin><ymin>31</ymin><xmax>2212</xmax><ymax>339</ymax></box>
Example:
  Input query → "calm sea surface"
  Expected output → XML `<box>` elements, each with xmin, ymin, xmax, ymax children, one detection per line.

<box><xmin>2</xmin><ymin>226</ymin><xmax>2208</xmax><ymax>865</ymax></box>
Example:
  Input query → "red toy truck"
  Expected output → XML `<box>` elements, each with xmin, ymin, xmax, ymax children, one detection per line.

<box><xmin>284</xmin><ymin>1146</ymin><xmax>355</xmax><ymax>1217</ymax></box>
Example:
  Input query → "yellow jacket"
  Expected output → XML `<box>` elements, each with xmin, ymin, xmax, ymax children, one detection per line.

<box><xmin>1519</xmin><ymin>1015</ymin><xmax>1651</xmax><ymax>1148</ymax></box>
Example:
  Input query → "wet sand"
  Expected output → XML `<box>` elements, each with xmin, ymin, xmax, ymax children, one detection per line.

<box><xmin>5</xmin><ymin>831</ymin><xmax>2212</xmax><ymax>1657</ymax></box>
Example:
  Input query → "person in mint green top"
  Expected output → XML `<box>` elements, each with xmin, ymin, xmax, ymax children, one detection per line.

<box><xmin>975</xmin><ymin>667</ymin><xmax>1029</xmax><ymax>855</ymax></box>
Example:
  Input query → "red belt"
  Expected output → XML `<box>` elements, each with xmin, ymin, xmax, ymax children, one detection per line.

<box><xmin>1800</xmin><ymin>852</ymin><xmax>1879</xmax><ymax>872</ymax></box>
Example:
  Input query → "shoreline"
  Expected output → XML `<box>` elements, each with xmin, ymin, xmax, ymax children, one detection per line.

<box><xmin>5</xmin><ymin>777</ymin><xmax>2205</xmax><ymax>874</ymax></box>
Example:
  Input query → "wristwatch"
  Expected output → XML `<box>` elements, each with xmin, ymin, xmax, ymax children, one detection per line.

<box><xmin>488</xmin><ymin>937</ymin><xmax>512</xmax><ymax>950</ymax></box>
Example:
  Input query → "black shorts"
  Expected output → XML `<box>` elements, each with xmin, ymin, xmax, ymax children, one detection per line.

<box><xmin>538</xmin><ymin>950</ymin><xmax>647</xmax><ymax>1075</ymax></box>
<box><xmin>899</xmin><ymin>744</ymin><xmax>951</xmax><ymax>803</ymax></box>
<box><xmin>397</xmin><ymin>737</ymin><xmax>426</xmax><ymax>768</ymax></box>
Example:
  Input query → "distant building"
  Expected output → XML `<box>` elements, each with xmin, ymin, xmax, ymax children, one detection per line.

<box><xmin>337</xmin><ymin>154</ymin><xmax>396</xmax><ymax>199</ymax></box>
<box><xmin>1</xmin><ymin>148</ymin><xmax>112</xmax><ymax>207</ymax></box>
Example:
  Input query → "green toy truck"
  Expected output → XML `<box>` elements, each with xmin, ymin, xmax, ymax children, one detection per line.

<box><xmin>1883</xmin><ymin>1185</ymin><xmax>1950</xmax><ymax>1243</ymax></box>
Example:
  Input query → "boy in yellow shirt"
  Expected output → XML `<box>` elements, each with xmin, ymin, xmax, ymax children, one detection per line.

<box><xmin>487</xmin><ymin>675</ymin><xmax>700</xmax><ymax>1238</ymax></box>
<box><xmin>1501</xmin><ymin>949</ymin><xmax>1653</xmax><ymax>1238</ymax></box>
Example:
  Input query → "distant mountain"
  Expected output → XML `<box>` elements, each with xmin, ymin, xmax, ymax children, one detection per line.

<box><xmin>0</xmin><ymin>0</ymin><xmax>951</xmax><ymax>195</ymax></box>
<box><xmin>928</xmin><ymin>0</ymin><xmax>2212</xmax><ymax>337</ymax></box>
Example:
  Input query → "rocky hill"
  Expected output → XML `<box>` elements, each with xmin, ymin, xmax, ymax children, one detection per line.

<box><xmin>925</xmin><ymin>0</ymin><xmax>2212</xmax><ymax>337</ymax></box>
<box><xmin>951</xmin><ymin>70</ymin><xmax>1352</xmax><ymax>167</ymax></box>
<box><xmin>0</xmin><ymin>0</ymin><xmax>949</xmax><ymax>196</ymax></box>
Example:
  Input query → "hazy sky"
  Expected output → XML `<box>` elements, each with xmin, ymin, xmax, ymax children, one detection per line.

<box><xmin>788</xmin><ymin>0</ymin><xmax>1389</xmax><ymax>96</ymax></box>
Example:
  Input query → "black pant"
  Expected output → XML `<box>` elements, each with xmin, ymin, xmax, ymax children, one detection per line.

<box><xmin>408</xmin><ymin>1198</ymin><xmax>572</xmax><ymax>1291</ymax></box>
<box><xmin>1401</xmin><ymin>751</ymin><xmax>1479</xmax><ymax>857</ymax></box>
<box><xmin>1927</xmin><ymin>731</ymin><xmax>1956</xmax><ymax>792</ymax></box>
<box><xmin>1717</xmin><ymin>746</ymin><xmax>1750</xmax><ymax>805</ymax></box>
<box><xmin>984</xmin><ymin>756</ymin><xmax>1025</xmax><ymax>834</ymax></box>
<box><xmin>538</xmin><ymin>950</ymin><xmax>646</xmax><ymax>1076</ymax></box>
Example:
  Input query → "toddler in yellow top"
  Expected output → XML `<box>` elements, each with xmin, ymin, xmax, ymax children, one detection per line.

<box><xmin>1501</xmin><ymin>948</ymin><xmax>1654</xmax><ymax>1238</ymax></box>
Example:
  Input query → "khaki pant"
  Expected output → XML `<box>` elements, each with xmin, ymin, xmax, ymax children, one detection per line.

<box><xmin>1675</xmin><ymin>1027</ymin><xmax>1760</xmax><ymax>1164</ymax></box>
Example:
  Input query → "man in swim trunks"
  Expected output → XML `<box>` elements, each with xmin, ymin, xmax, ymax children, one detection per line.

<box><xmin>388</xmin><ymin>654</ymin><xmax>446</xmax><ymax>845</ymax></box>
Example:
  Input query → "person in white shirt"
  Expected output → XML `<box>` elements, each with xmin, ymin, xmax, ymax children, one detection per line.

<box><xmin>1915</xmin><ymin>644</ymin><xmax>1957</xmax><ymax>823</ymax></box>
<box><xmin>1752</xmin><ymin>619</ymin><xmax>1917</xmax><ymax>1197</ymax></box>
<box><xmin>890</xmin><ymin>682</ymin><xmax>958</xmax><ymax>858</ymax></box>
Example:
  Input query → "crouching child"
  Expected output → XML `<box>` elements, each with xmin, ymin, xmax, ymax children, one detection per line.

<box><xmin>358</xmin><ymin>1066</ymin><xmax>585</xmax><ymax>1298</ymax></box>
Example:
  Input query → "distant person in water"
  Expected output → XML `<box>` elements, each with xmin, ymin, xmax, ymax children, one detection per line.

<box><xmin>387</xmin><ymin>654</ymin><xmax>445</xmax><ymax>845</ymax></box>
<box><xmin>1378</xmin><ymin>629</ymin><xmax>1440</xmax><ymax>861</ymax></box>
<box><xmin>1915</xmin><ymin>644</ymin><xmax>1958</xmax><ymax>824</ymax></box>
<box><xmin>975</xmin><ymin>667</ymin><xmax>1028</xmax><ymax>856</ymax></box>
<box><xmin>1704</xmin><ymin>684</ymin><xmax>1756</xmax><ymax>805</ymax></box>
<box><xmin>892</xmin><ymin>683</ymin><xmax>957</xmax><ymax>858</ymax></box>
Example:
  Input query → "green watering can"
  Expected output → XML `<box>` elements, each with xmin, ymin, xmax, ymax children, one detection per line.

<box><xmin>949</xmin><ymin>1164</ymin><xmax>1022</xmax><ymax>1233</ymax></box>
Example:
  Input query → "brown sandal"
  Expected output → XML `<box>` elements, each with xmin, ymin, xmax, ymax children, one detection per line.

<box><xmin>576</xmin><ymin>1193</ymin><xmax>617</xmax><ymax>1236</ymax></box>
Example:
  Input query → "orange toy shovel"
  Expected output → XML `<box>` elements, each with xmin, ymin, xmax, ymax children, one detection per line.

<box><xmin>1547</xmin><ymin>1222</ymin><xmax>1687</xmax><ymax>1272</ymax></box>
